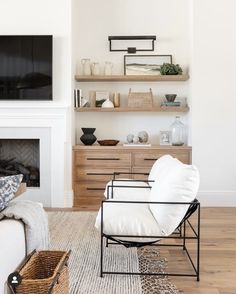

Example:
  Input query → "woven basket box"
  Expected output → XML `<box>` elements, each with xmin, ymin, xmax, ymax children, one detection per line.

<box><xmin>128</xmin><ymin>88</ymin><xmax>153</xmax><ymax>108</ymax></box>
<box><xmin>9</xmin><ymin>250</ymin><xmax>70</xmax><ymax>294</ymax></box>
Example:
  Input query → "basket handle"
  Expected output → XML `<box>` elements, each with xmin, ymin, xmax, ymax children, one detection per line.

<box><xmin>48</xmin><ymin>250</ymin><xmax>71</xmax><ymax>294</ymax></box>
<box><xmin>7</xmin><ymin>250</ymin><xmax>37</xmax><ymax>293</ymax></box>
<box><xmin>16</xmin><ymin>249</ymin><xmax>37</xmax><ymax>272</ymax></box>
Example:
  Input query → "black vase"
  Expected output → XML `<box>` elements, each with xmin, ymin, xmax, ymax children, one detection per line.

<box><xmin>80</xmin><ymin>128</ymin><xmax>97</xmax><ymax>145</ymax></box>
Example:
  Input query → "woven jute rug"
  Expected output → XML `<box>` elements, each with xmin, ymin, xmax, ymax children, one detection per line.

<box><xmin>48</xmin><ymin>211</ymin><xmax>178</xmax><ymax>294</ymax></box>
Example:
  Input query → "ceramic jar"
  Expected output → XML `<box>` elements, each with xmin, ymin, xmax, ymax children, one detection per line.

<box><xmin>81</xmin><ymin>59</ymin><xmax>91</xmax><ymax>75</ymax></box>
<box><xmin>91</xmin><ymin>62</ymin><xmax>100</xmax><ymax>75</ymax></box>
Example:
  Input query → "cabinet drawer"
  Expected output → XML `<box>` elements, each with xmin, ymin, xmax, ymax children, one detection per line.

<box><xmin>74</xmin><ymin>168</ymin><xmax>130</xmax><ymax>182</ymax></box>
<box><xmin>133</xmin><ymin>152</ymin><xmax>164</xmax><ymax>167</ymax></box>
<box><xmin>132</xmin><ymin>167</ymin><xmax>151</xmax><ymax>181</ymax></box>
<box><xmin>74</xmin><ymin>181</ymin><xmax>106</xmax><ymax>198</ymax></box>
<box><xmin>133</xmin><ymin>151</ymin><xmax>191</xmax><ymax>167</ymax></box>
<box><xmin>74</xmin><ymin>151</ymin><xmax>131</xmax><ymax>167</ymax></box>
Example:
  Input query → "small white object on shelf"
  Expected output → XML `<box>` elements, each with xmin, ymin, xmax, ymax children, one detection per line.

<box><xmin>102</xmin><ymin>99</ymin><xmax>114</xmax><ymax>108</ymax></box>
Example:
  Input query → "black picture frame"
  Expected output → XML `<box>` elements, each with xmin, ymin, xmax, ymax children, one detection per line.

<box><xmin>124</xmin><ymin>55</ymin><xmax>172</xmax><ymax>75</ymax></box>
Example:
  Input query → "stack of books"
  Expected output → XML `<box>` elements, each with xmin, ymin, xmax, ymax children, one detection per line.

<box><xmin>74</xmin><ymin>89</ymin><xmax>82</xmax><ymax>107</ymax></box>
<box><xmin>161</xmin><ymin>101</ymin><xmax>181</xmax><ymax>107</ymax></box>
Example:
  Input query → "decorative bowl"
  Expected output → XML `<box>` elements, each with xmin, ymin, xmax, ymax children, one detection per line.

<box><xmin>97</xmin><ymin>140</ymin><xmax>119</xmax><ymax>146</ymax></box>
<box><xmin>165</xmin><ymin>94</ymin><xmax>177</xmax><ymax>102</ymax></box>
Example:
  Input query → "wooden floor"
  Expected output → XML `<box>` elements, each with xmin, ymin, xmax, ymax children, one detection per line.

<box><xmin>47</xmin><ymin>207</ymin><xmax>236</xmax><ymax>293</ymax></box>
<box><xmin>172</xmin><ymin>208</ymin><xmax>236</xmax><ymax>294</ymax></box>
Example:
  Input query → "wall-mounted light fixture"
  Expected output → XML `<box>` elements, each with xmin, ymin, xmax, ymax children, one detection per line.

<box><xmin>108</xmin><ymin>35</ymin><xmax>156</xmax><ymax>53</ymax></box>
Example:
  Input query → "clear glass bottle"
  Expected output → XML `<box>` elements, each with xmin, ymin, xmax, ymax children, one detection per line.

<box><xmin>170</xmin><ymin>116</ymin><xmax>185</xmax><ymax>146</ymax></box>
<box><xmin>104</xmin><ymin>61</ymin><xmax>113</xmax><ymax>75</ymax></box>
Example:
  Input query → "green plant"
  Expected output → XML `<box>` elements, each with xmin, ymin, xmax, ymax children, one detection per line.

<box><xmin>160</xmin><ymin>63</ymin><xmax>183</xmax><ymax>75</ymax></box>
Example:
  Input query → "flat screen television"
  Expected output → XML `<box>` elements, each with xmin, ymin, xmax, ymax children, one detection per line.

<box><xmin>0</xmin><ymin>35</ymin><xmax>52</xmax><ymax>100</ymax></box>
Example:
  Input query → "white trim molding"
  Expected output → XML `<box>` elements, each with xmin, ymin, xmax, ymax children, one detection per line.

<box><xmin>198</xmin><ymin>191</ymin><xmax>236</xmax><ymax>207</ymax></box>
<box><xmin>0</xmin><ymin>105</ymin><xmax>70</xmax><ymax>207</ymax></box>
<box><xmin>64</xmin><ymin>190</ymin><xmax>74</xmax><ymax>208</ymax></box>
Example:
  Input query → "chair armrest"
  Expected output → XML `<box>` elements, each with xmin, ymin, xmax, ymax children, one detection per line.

<box><xmin>107</xmin><ymin>183</ymin><xmax>152</xmax><ymax>199</ymax></box>
<box><xmin>102</xmin><ymin>199</ymin><xmax>199</xmax><ymax>205</ymax></box>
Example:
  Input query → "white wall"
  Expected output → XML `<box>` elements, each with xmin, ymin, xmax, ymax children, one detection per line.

<box><xmin>73</xmin><ymin>0</ymin><xmax>191</xmax><ymax>145</ymax></box>
<box><xmin>192</xmin><ymin>0</ymin><xmax>236</xmax><ymax>205</ymax></box>
<box><xmin>1</xmin><ymin>0</ymin><xmax>236</xmax><ymax>206</ymax></box>
<box><xmin>0</xmin><ymin>0</ymin><xmax>73</xmax><ymax>207</ymax></box>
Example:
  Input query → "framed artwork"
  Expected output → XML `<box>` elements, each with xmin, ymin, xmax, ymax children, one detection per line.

<box><xmin>160</xmin><ymin>131</ymin><xmax>171</xmax><ymax>145</ymax></box>
<box><xmin>124</xmin><ymin>55</ymin><xmax>172</xmax><ymax>75</ymax></box>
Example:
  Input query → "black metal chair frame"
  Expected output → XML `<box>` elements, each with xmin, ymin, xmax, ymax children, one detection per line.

<box><xmin>100</xmin><ymin>172</ymin><xmax>200</xmax><ymax>281</ymax></box>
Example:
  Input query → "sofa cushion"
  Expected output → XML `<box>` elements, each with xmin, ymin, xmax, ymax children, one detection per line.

<box><xmin>0</xmin><ymin>175</ymin><xmax>23</xmax><ymax>212</ymax></box>
<box><xmin>148</xmin><ymin>155</ymin><xmax>179</xmax><ymax>187</ymax></box>
<box><xmin>0</xmin><ymin>219</ymin><xmax>26</xmax><ymax>294</ymax></box>
<box><xmin>149</xmin><ymin>162</ymin><xmax>200</xmax><ymax>236</ymax></box>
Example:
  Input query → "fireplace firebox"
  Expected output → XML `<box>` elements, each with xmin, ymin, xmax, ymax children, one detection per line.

<box><xmin>0</xmin><ymin>139</ymin><xmax>40</xmax><ymax>187</ymax></box>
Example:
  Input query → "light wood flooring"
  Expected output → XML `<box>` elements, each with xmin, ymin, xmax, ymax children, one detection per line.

<box><xmin>47</xmin><ymin>207</ymin><xmax>236</xmax><ymax>294</ymax></box>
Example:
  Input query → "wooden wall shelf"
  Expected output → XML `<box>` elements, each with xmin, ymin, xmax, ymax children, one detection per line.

<box><xmin>74</xmin><ymin>106</ymin><xmax>189</xmax><ymax>113</ymax></box>
<box><xmin>75</xmin><ymin>74</ymin><xmax>189</xmax><ymax>82</ymax></box>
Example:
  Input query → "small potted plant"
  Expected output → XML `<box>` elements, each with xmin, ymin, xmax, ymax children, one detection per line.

<box><xmin>160</xmin><ymin>63</ymin><xmax>183</xmax><ymax>75</ymax></box>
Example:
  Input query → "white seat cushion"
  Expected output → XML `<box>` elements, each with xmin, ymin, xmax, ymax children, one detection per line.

<box><xmin>149</xmin><ymin>162</ymin><xmax>200</xmax><ymax>236</ymax></box>
<box><xmin>95</xmin><ymin>201</ymin><xmax>164</xmax><ymax>241</ymax></box>
<box><xmin>104</xmin><ymin>179</ymin><xmax>151</xmax><ymax>201</ymax></box>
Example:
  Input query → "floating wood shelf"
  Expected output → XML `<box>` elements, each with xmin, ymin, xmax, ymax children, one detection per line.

<box><xmin>75</xmin><ymin>74</ymin><xmax>189</xmax><ymax>82</ymax></box>
<box><xmin>74</xmin><ymin>106</ymin><xmax>189</xmax><ymax>113</ymax></box>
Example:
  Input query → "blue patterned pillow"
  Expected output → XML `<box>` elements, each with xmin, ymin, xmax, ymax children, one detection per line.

<box><xmin>0</xmin><ymin>174</ymin><xmax>23</xmax><ymax>212</ymax></box>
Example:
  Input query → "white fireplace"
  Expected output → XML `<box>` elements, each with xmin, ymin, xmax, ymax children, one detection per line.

<box><xmin>0</xmin><ymin>104</ymin><xmax>69</xmax><ymax>207</ymax></box>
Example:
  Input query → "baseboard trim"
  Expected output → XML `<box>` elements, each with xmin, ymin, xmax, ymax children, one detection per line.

<box><xmin>198</xmin><ymin>191</ymin><xmax>236</xmax><ymax>207</ymax></box>
<box><xmin>64</xmin><ymin>190</ymin><xmax>73</xmax><ymax>208</ymax></box>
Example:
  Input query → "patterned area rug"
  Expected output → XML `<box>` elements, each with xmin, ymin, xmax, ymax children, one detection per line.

<box><xmin>48</xmin><ymin>211</ymin><xmax>178</xmax><ymax>294</ymax></box>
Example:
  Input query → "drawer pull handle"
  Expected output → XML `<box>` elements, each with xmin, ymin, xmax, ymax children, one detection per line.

<box><xmin>86</xmin><ymin>188</ymin><xmax>104</xmax><ymax>191</ymax></box>
<box><xmin>87</xmin><ymin>173</ymin><xmax>114</xmax><ymax>176</ymax></box>
<box><xmin>87</xmin><ymin>158</ymin><xmax>120</xmax><ymax>161</ymax></box>
<box><xmin>144</xmin><ymin>158</ymin><xmax>158</xmax><ymax>161</ymax></box>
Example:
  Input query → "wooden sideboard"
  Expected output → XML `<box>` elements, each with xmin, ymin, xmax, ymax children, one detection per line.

<box><xmin>72</xmin><ymin>145</ymin><xmax>192</xmax><ymax>209</ymax></box>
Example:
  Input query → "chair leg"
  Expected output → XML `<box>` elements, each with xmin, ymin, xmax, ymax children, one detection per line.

<box><xmin>197</xmin><ymin>204</ymin><xmax>201</xmax><ymax>281</ymax></box>
<box><xmin>183</xmin><ymin>220</ymin><xmax>186</xmax><ymax>250</ymax></box>
<box><xmin>100</xmin><ymin>235</ymin><xmax>103</xmax><ymax>277</ymax></box>
<box><xmin>106</xmin><ymin>237</ymin><xmax>108</xmax><ymax>247</ymax></box>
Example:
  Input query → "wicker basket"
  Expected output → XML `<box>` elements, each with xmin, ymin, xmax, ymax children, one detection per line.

<box><xmin>128</xmin><ymin>88</ymin><xmax>153</xmax><ymax>108</ymax></box>
<box><xmin>9</xmin><ymin>250</ymin><xmax>71</xmax><ymax>294</ymax></box>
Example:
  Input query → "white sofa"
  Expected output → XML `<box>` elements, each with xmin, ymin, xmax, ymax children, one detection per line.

<box><xmin>0</xmin><ymin>219</ymin><xmax>26</xmax><ymax>294</ymax></box>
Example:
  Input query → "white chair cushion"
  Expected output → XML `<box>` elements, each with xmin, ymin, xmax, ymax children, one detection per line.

<box><xmin>148</xmin><ymin>155</ymin><xmax>178</xmax><ymax>187</ymax></box>
<box><xmin>149</xmin><ymin>162</ymin><xmax>200</xmax><ymax>236</ymax></box>
<box><xmin>95</xmin><ymin>201</ymin><xmax>164</xmax><ymax>241</ymax></box>
<box><xmin>104</xmin><ymin>179</ymin><xmax>151</xmax><ymax>201</ymax></box>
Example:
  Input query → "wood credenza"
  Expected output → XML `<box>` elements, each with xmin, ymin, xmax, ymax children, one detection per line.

<box><xmin>72</xmin><ymin>145</ymin><xmax>192</xmax><ymax>209</ymax></box>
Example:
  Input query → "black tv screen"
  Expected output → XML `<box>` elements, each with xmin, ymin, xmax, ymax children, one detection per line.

<box><xmin>0</xmin><ymin>35</ymin><xmax>52</xmax><ymax>100</ymax></box>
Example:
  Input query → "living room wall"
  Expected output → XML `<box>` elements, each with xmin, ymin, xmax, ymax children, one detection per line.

<box><xmin>1</xmin><ymin>0</ymin><xmax>235</xmax><ymax>206</ymax></box>
<box><xmin>191</xmin><ymin>0</ymin><xmax>236</xmax><ymax>205</ymax></box>
<box><xmin>72</xmin><ymin>0</ymin><xmax>191</xmax><ymax>145</ymax></box>
<box><xmin>73</xmin><ymin>0</ymin><xmax>236</xmax><ymax>206</ymax></box>
<box><xmin>0</xmin><ymin>0</ymin><xmax>73</xmax><ymax>207</ymax></box>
